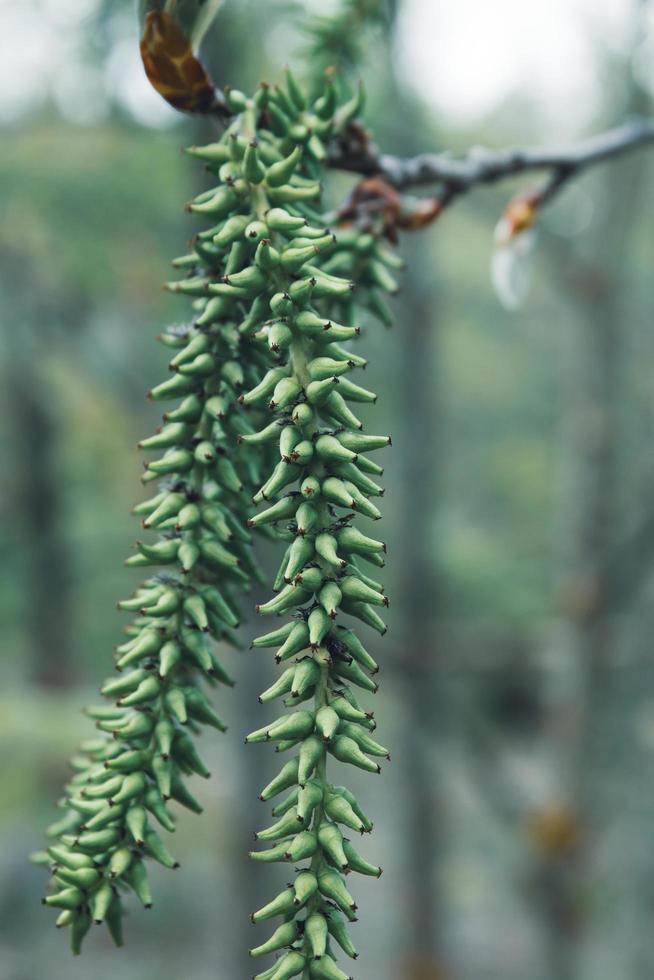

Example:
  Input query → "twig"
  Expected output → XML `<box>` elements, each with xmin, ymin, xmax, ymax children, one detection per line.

<box><xmin>330</xmin><ymin>116</ymin><xmax>654</xmax><ymax>210</ymax></box>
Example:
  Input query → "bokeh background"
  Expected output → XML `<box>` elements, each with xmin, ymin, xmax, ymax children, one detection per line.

<box><xmin>2</xmin><ymin>0</ymin><xmax>654</xmax><ymax>977</ymax></box>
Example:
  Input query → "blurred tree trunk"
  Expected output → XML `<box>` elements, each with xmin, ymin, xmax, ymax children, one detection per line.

<box><xmin>8</xmin><ymin>363</ymin><xmax>74</xmax><ymax>689</ymax></box>
<box><xmin>395</xmin><ymin>257</ymin><xmax>449</xmax><ymax>978</ymax></box>
<box><xmin>0</xmin><ymin>252</ymin><xmax>76</xmax><ymax>689</ymax></box>
<box><xmin>543</xmin><ymin>11</ymin><xmax>653</xmax><ymax>974</ymax></box>
<box><xmin>378</xmin><ymin>6</ymin><xmax>450</xmax><ymax>972</ymax></box>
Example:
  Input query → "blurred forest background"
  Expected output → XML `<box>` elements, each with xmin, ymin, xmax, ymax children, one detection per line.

<box><xmin>2</xmin><ymin>0</ymin><xmax>654</xmax><ymax>978</ymax></box>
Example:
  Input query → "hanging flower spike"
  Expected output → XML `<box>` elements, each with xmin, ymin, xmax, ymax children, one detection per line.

<box><xmin>35</xmin><ymin>161</ymin><xmax>277</xmax><ymax>953</ymax></box>
<box><xmin>172</xmin><ymin>71</ymin><xmax>392</xmax><ymax>979</ymax></box>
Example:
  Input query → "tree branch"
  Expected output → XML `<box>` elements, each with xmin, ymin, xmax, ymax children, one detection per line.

<box><xmin>331</xmin><ymin>116</ymin><xmax>654</xmax><ymax>210</ymax></box>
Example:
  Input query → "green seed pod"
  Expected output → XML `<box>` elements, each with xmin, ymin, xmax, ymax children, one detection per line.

<box><xmin>266</xmin><ymin>710</ymin><xmax>315</xmax><ymax>742</ymax></box>
<box><xmin>241</xmin><ymin>366</ymin><xmax>288</xmax><ymax>406</ymax></box>
<box><xmin>259</xmin><ymin>667</ymin><xmax>294</xmax><ymax>704</ymax></box>
<box><xmin>42</xmin><ymin>888</ymin><xmax>85</xmax><ymax>910</ymax></box>
<box><xmin>107</xmin><ymin>848</ymin><xmax>133</xmax><ymax>879</ymax></box>
<box><xmin>318</xmin><ymin>581</ymin><xmax>342</xmax><ymax>618</ymax></box>
<box><xmin>342</xmin><ymin>838</ymin><xmax>382</xmax><ymax>877</ymax></box>
<box><xmin>243</xmin><ymin>140</ymin><xmax>266</xmax><ymax>184</ymax></box>
<box><xmin>334</xmin><ymin>461</ymin><xmax>384</xmax><ymax>498</ymax></box>
<box><xmin>250</xmin><ymin>920</ymin><xmax>300</xmax><ymax>958</ymax></box>
<box><xmin>91</xmin><ymin>882</ymin><xmax>115</xmax><ymax>924</ymax></box>
<box><xmin>259</xmin><ymin>757</ymin><xmax>300</xmax><ymax>803</ymax></box>
<box><xmin>334</xmin><ymin>628</ymin><xmax>379</xmax><ymax>674</ymax></box>
<box><xmin>339</xmin><ymin>721</ymin><xmax>389</xmax><ymax>758</ymax></box>
<box><xmin>118</xmin><ymin>675</ymin><xmax>161</xmax><ymax>707</ymax></box>
<box><xmin>284</xmin><ymin>830</ymin><xmax>317</xmax><ymax>862</ymax></box>
<box><xmin>267</xmin><ymin>321</ymin><xmax>292</xmax><ymax>351</ymax></box>
<box><xmin>328</xmin><ymin>697</ymin><xmax>370</xmax><ymax>725</ymax></box>
<box><xmin>305</xmin><ymin>912</ymin><xmax>329</xmax><ymax>959</ymax></box>
<box><xmin>296</xmin><ymin>779</ymin><xmax>324</xmax><ymax>823</ymax></box>
<box><xmin>47</xmin><ymin>847</ymin><xmax>93</xmax><ymax>871</ymax></box>
<box><xmin>125</xmin><ymin>805</ymin><xmax>147</xmax><ymax>845</ymax></box>
<box><xmin>315</xmin><ymin>706</ymin><xmax>340</xmax><ymax>742</ymax></box>
<box><xmin>251</xmin><ymin>887</ymin><xmax>296</xmax><ymax>923</ymax></box>
<box><xmin>298</xmin><ymin>735</ymin><xmax>325</xmax><ymax>785</ymax></box>
<box><xmin>332</xmin><ymin>656</ymin><xmax>379</xmax><ymax>692</ymax></box>
<box><xmin>326</xmin><ymin>909</ymin><xmax>358</xmax><ymax>959</ymax></box>
<box><xmin>317</xmin><ymin>870</ymin><xmax>356</xmax><ymax>915</ymax></box>
<box><xmin>249</xmin><ymin>842</ymin><xmax>289</xmax><ymax>864</ymax></box>
<box><xmin>293</xmin><ymin>869</ymin><xmax>318</xmax><ymax>906</ymax></box>
<box><xmin>270</xmin><ymin>378</ymin><xmax>302</xmax><ymax>411</ymax></box>
<box><xmin>252</xmin><ymin>621</ymin><xmax>296</xmax><ymax>650</ymax></box>
<box><xmin>275</xmin><ymin>620</ymin><xmax>311</xmax><ymax>663</ymax></box>
<box><xmin>124</xmin><ymin>860</ymin><xmax>152</xmax><ymax>908</ymax></box>
<box><xmin>255</xmin><ymin>808</ymin><xmax>307</xmax><ymax>842</ymax></box>
<box><xmin>248</xmin><ymin>494</ymin><xmax>299</xmax><ymax>528</ymax></box>
<box><xmin>266</xmin><ymin>950</ymin><xmax>307</xmax><ymax>979</ymax></box>
<box><xmin>309</xmin><ymin>954</ymin><xmax>351</xmax><ymax>980</ymax></box>
<box><xmin>291</xmin><ymin>658</ymin><xmax>319</xmax><ymax>698</ymax></box>
<box><xmin>317</xmin><ymin>821</ymin><xmax>349</xmax><ymax>870</ymax></box>
<box><xmin>330</xmin><ymin>735</ymin><xmax>380</xmax><ymax>774</ymax></box>
<box><xmin>110</xmin><ymin>772</ymin><xmax>146</xmax><ymax>806</ymax></box>
<box><xmin>284</xmin><ymin>536</ymin><xmax>315</xmax><ymax>581</ymax></box>
<box><xmin>315</xmin><ymin>533</ymin><xmax>346</xmax><ymax>571</ymax></box>
<box><xmin>143</xmin><ymin>829</ymin><xmax>179</xmax><ymax>870</ymax></box>
<box><xmin>323</xmin><ymin>793</ymin><xmax>364</xmax><ymax>833</ymax></box>
<box><xmin>336</xmin><ymin>525</ymin><xmax>385</xmax><ymax>556</ymax></box>
<box><xmin>271</xmin><ymin>786</ymin><xmax>299</xmax><ymax>817</ymax></box>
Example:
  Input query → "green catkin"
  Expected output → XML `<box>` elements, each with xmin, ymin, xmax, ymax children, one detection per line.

<box><xmin>177</xmin><ymin>74</ymin><xmax>390</xmax><ymax>977</ymax></box>
<box><xmin>37</xmin><ymin>120</ymin><xmax>285</xmax><ymax>953</ymax></box>
<box><xmin>40</xmin><ymin>5</ymin><xmax>397</xmax><ymax>963</ymax></box>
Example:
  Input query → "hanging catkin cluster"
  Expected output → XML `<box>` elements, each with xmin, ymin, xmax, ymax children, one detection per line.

<box><xmin>38</xmin><ymin>64</ymin><xmax>401</xmax><ymax>975</ymax></box>
<box><xmin>34</xmin><ymin>140</ymin><xmax>279</xmax><ymax>952</ymax></box>
<box><xmin>201</xmin><ymin>76</ymin><xmax>394</xmax><ymax>980</ymax></box>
